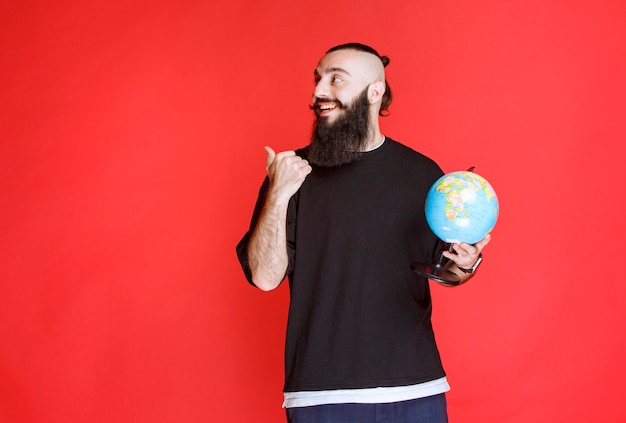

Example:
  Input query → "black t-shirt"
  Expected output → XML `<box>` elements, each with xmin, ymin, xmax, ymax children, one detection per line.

<box><xmin>237</xmin><ymin>138</ymin><xmax>446</xmax><ymax>392</ymax></box>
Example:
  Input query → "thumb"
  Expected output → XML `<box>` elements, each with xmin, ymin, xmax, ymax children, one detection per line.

<box><xmin>264</xmin><ymin>146</ymin><xmax>276</xmax><ymax>168</ymax></box>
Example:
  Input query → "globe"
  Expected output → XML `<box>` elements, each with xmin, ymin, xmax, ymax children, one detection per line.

<box><xmin>425</xmin><ymin>170</ymin><xmax>499</xmax><ymax>245</ymax></box>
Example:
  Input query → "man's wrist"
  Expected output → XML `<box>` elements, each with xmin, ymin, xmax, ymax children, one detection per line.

<box><xmin>457</xmin><ymin>253</ymin><xmax>483</xmax><ymax>274</ymax></box>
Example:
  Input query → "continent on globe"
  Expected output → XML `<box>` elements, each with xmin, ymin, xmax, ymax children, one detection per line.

<box><xmin>425</xmin><ymin>170</ymin><xmax>499</xmax><ymax>244</ymax></box>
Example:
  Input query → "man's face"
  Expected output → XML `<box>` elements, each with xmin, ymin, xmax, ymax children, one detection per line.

<box><xmin>311</xmin><ymin>49</ymin><xmax>373</xmax><ymax>124</ymax></box>
<box><xmin>307</xmin><ymin>49</ymin><xmax>384</xmax><ymax>167</ymax></box>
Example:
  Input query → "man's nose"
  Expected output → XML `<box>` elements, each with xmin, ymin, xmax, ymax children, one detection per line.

<box><xmin>313</xmin><ymin>79</ymin><xmax>330</xmax><ymax>100</ymax></box>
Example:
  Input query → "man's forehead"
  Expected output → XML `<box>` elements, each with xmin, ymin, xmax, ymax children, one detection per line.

<box><xmin>315</xmin><ymin>49</ymin><xmax>383</xmax><ymax>80</ymax></box>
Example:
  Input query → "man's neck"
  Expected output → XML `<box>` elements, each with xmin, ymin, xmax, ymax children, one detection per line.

<box><xmin>362</xmin><ymin>131</ymin><xmax>385</xmax><ymax>152</ymax></box>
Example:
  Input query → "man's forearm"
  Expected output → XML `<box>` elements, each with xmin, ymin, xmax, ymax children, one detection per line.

<box><xmin>247</xmin><ymin>199</ymin><xmax>290</xmax><ymax>291</ymax></box>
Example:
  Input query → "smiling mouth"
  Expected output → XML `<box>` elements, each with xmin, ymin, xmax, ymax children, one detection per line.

<box><xmin>318</xmin><ymin>102</ymin><xmax>337</xmax><ymax>111</ymax></box>
<box><xmin>312</xmin><ymin>99</ymin><xmax>343</xmax><ymax>115</ymax></box>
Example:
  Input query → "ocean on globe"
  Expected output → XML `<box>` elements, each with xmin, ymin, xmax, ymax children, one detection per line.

<box><xmin>425</xmin><ymin>170</ymin><xmax>499</xmax><ymax>244</ymax></box>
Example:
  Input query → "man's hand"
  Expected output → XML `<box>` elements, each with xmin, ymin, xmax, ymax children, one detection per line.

<box><xmin>264</xmin><ymin>147</ymin><xmax>312</xmax><ymax>205</ymax></box>
<box><xmin>443</xmin><ymin>233</ymin><xmax>491</xmax><ymax>269</ymax></box>
<box><xmin>442</xmin><ymin>234</ymin><xmax>492</xmax><ymax>283</ymax></box>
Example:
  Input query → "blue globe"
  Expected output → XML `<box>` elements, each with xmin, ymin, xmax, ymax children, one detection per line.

<box><xmin>425</xmin><ymin>171</ymin><xmax>499</xmax><ymax>244</ymax></box>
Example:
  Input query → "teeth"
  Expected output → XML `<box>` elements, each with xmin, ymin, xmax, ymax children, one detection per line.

<box><xmin>319</xmin><ymin>103</ymin><xmax>336</xmax><ymax>110</ymax></box>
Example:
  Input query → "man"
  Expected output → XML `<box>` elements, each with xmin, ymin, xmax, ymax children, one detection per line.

<box><xmin>236</xmin><ymin>43</ymin><xmax>491</xmax><ymax>423</ymax></box>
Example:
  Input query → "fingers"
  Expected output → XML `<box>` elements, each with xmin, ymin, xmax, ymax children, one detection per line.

<box><xmin>442</xmin><ymin>247</ymin><xmax>474</xmax><ymax>269</ymax></box>
<box><xmin>458</xmin><ymin>233</ymin><xmax>492</xmax><ymax>256</ymax></box>
<box><xmin>263</xmin><ymin>146</ymin><xmax>312</xmax><ymax>202</ymax></box>
<box><xmin>441</xmin><ymin>233</ymin><xmax>491</xmax><ymax>267</ymax></box>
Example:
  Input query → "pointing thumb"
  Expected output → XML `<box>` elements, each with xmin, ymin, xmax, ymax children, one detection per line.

<box><xmin>264</xmin><ymin>146</ymin><xmax>276</xmax><ymax>168</ymax></box>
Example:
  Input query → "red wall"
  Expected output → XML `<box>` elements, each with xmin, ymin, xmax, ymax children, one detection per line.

<box><xmin>1</xmin><ymin>1</ymin><xmax>625</xmax><ymax>422</ymax></box>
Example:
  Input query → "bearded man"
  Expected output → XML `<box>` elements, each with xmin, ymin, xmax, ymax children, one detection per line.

<box><xmin>236</xmin><ymin>43</ymin><xmax>491</xmax><ymax>423</ymax></box>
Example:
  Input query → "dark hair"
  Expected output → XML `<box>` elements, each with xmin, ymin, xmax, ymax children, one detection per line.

<box><xmin>326</xmin><ymin>43</ymin><xmax>393</xmax><ymax>116</ymax></box>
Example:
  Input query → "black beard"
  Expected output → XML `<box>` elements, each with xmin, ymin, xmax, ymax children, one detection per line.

<box><xmin>307</xmin><ymin>87</ymin><xmax>373</xmax><ymax>167</ymax></box>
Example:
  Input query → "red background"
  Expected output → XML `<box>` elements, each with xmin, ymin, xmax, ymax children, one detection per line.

<box><xmin>1</xmin><ymin>1</ymin><xmax>625</xmax><ymax>422</ymax></box>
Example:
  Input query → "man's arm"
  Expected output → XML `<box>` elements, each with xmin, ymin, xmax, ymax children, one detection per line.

<box><xmin>247</xmin><ymin>147</ymin><xmax>312</xmax><ymax>291</ymax></box>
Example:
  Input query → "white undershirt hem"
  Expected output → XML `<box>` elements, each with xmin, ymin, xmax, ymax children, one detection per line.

<box><xmin>282</xmin><ymin>377</ymin><xmax>450</xmax><ymax>408</ymax></box>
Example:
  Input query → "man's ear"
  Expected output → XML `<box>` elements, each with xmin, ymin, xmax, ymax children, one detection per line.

<box><xmin>368</xmin><ymin>80</ymin><xmax>386</xmax><ymax>104</ymax></box>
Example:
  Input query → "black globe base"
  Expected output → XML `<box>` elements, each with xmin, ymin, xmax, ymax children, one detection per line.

<box><xmin>411</xmin><ymin>242</ymin><xmax>462</xmax><ymax>286</ymax></box>
<box><xmin>411</xmin><ymin>262</ymin><xmax>461</xmax><ymax>286</ymax></box>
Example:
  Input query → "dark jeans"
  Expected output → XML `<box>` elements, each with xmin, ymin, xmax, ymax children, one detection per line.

<box><xmin>285</xmin><ymin>394</ymin><xmax>448</xmax><ymax>423</ymax></box>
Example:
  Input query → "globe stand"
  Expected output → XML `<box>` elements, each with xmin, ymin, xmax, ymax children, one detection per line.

<box><xmin>411</xmin><ymin>242</ymin><xmax>462</xmax><ymax>286</ymax></box>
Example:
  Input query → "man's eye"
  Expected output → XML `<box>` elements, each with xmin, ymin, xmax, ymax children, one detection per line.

<box><xmin>332</xmin><ymin>76</ymin><xmax>343</xmax><ymax>83</ymax></box>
